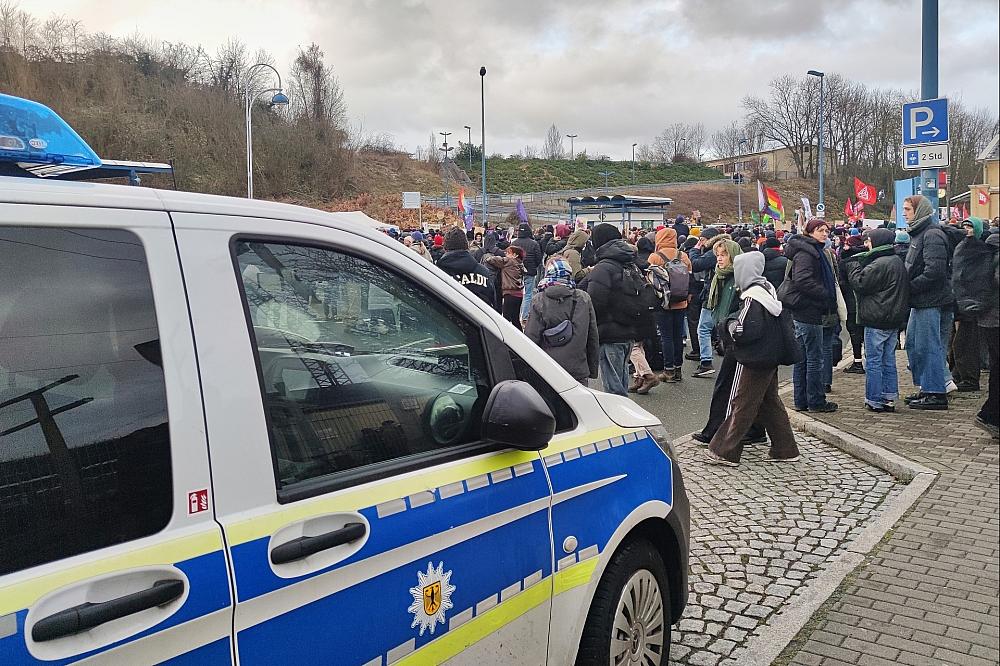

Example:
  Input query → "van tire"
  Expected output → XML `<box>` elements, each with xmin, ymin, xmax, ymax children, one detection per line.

<box><xmin>575</xmin><ymin>538</ymin><xmax>671</xmax><ymax>666</ymax></box>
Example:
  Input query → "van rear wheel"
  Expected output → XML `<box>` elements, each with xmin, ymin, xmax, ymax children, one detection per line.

<box><xmin>576</xmin><ymin>538</ymin><xmax>671</xmax><ymax>666</ymax></box>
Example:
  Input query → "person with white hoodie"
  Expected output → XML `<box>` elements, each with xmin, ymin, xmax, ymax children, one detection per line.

<box><xmin>706</xmin><ymin>252</ymin><xmax>801</xmax><ymax>466</ymax></box>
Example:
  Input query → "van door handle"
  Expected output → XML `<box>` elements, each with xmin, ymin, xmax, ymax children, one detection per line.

<box><xmin>31</xmin><ymin>579</ymin><xmax>185</xmax><ymax>642</ymax></box>
<box><xmin>270</xmin><ymin>522</ymin><xmax>367</xmax><ymax>565</ymax></box>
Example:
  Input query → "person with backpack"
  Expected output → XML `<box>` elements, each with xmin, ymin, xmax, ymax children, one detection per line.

<box><xmin>628</xmin><ymin>236</ymin><xmax>661</xmax><ymax>395</ymax></box>
<box><xmin>484</xmin><ymin>245</ymin><xmax>526</xmax><ymax>331</ymax></box>
<box><xmin>561</xmin><ymin>229</ymin><xmax>591</xmax><ymax>281</ymax></box>
<box><xmin>648</xmin><ymin>227</ymin><xmax>692</xmax><ymax>383</ymax></box>
<box><xmin>578</xmin><ymin>224</ymin><xmax>641</xmax><ymax>396</ymax></box>
<box><xmin>902</xmin><ymin>195</ymin><xmax>952</xmax><ymax>410</ymax></box>
<box><xmin>705</xmin><ymin>252</ymin><xmax>801</xmax><ymax>466</ymax></box>
<box><xmin>843</xmin><ymin>228</ymin><xmax>910</xmax><ymax>413</ymax></box>
<box><xmin>524</xmin><ymin>258</ymin><xmax>600</xmax><ymax>386</ymax></box>
<box><xmin>511</xmin><ymin>222</ymin><xmax>542</xmax><ymax>327</ymax></box>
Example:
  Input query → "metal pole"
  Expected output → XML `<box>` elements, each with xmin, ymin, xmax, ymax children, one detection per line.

<box><xmin>738</xmin><ymin>178</ymin><xmax>743</xmax><ymax>223</ymax></box>
<box><xmin>464</xmin><ymin>125</ymin><xmax>472</xmax><ymax>171</ymax></box>
<box><xmin>567</xmin><ymin>134</ymin><xmax>577</xmax><ymax>159</ymax></box>
<box><xmin>632</xmin><ymin>143</ymin><xmax>637</xmax><ymax>185</ymax></box>
<box><xmin>246</xmin><ymin>92</ymin><xmax>253</xmax><ymax>199</ymax></box>
<box><xmin>480</xmin><ymin>67</ymin><xmax>488</xmax><ymax>225</ymax></box>
<box><xmin>920</xmin><ymin>0</ymin><xmax>939</xmax><ymax>211</ymax></box>
<box><xmin>818</xmin><ymin>76</ymin><xmax>825</xmax><ymax>211</ymax></box>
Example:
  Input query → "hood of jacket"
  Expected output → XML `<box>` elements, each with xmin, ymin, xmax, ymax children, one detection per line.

<box><xmin>542</xmin><ymin>283</ymin><xmax>574</xmax><ymax>300</ymax></box>
<box><xmin>517</xmin><ymin>223</ymin><xmax>533</xmax><ymax>239</ymax></box>
<box><xmin>761</xmin><ymin>247</ymin><xmax>784</xmax><ymax>262</ymax></box>
<box><xmin>704</xmin><ymin>232</ymin><xmax>732</xmax><ymax>251</ymax></box>
<box><xmin>654</xmin><ymin>228</ymin><xmax>678</xmax><ymax>254</ymax></box>
<box><xmin>908</xmin><ymin>196</ymin><xmax>937</xmax><ymax>235</ymax></box>
<box><xmin>636</xmin><ymin>236</ymin><xmax>655</xmax><ymax>253</ymax></box>
<box><xmin>567</xmin><ymin>230</ymin><xmax>589</xmax><ymax>251</ymax></box>
<box><xmin>784</xmin><ymin>234</ymin><xmax>822</xmax><ymax>262</ymax></box>
<box><xmin>595</xmin><ymin>238</ymin><xmax>637</xmax><ymax>264</ymax></box>
<box><xmin>734</xmin><ymin>252</ymin><xmax>769</xmax><ymax>292</ymax></box>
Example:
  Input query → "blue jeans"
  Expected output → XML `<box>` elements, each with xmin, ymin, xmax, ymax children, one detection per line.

<box><xmin>519</xmin><ymin>275</ymin><xmax>536</xmax><ymax>321</ymax></box>
<box><xmin>905</xmin><ymin>307</ymin><xmax>946</xmax><ymax>394</ymax></box>
<box><xmin>655</xmin><ymin>309</ymin><xmax>687</xmax><ymax>369</ymax></box>
<box><xmin>599</xmin><ymin>342</ymin><xmax>632</xmax><ymax>396</ymax></box>
<box><xmin>864</xmin><ymin>327</ymin><xmax>899</xmax><ymax>407</ymax></box>
<box><xmin>940</xmin><ymin>308</ymin><xmax>955</xmax><ymax>385</ymax></box>
<box><xmin>697</xmin><ymin>307</ymin><xmax>715</xmax><ymax>364</ymax></box>
<box><xmin>793</xmin><ymin>321</ymin><xmax>826</xmax><ymax>409</ymax></box>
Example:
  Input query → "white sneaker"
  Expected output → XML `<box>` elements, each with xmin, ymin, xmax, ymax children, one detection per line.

<box><xmin>946</xmin><ymin>380</ymin><xmax>958</xmax><ymax>394</ymax></box>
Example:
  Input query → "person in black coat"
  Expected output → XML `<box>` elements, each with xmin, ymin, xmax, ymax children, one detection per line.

<box><xmin>839</xmin><ymin>235</ymin><xmax>867</xmax><ymax>373</ymax></box>
<box><xmin>761</xmin><ymin>237</ymin><xmax>788</xmax><ymax>289</ymax></box>
<box><xmin>511</xmin><ymin>223</ymin><xmax>542</xmax><ymax>325</ymax></box>
<box><xmin>436</xmin><ymin>227</ymin><xmax>495</xmax><ymax>308</ymax></box>
<box><xmin>844</xmin><ymin>228</ymin><xmax>910</xmax><ymax>413</ymax></box>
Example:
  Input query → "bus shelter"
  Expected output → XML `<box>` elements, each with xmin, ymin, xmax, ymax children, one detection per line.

<box><xmin>566</xmin><ymin>194</ymin><xmax>673</xmax><ymax>230</ymax></box>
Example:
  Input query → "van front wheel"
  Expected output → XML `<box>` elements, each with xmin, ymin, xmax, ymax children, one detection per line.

<box><xmin>576</xmin><ymin>538</ymin><xmax>671</xmax><ymax>666</ymax></box>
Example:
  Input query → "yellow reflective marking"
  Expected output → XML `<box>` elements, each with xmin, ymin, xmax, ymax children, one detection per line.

<box><xmin>0</xmin><ymin>530</ymin><xmax>223</xmax><ymax>616</ymax></box>
<box><xmin>227</xmin><ymin>426</ymin><xmax>638</xmax><ymax>546</ymax></box>
<box><xmin>396</xmin><ymin>579</ymin><xmax>551</xmax><ymax>665</ymax></box>
<box><xmin>553</xmin><ymin>558</ymin><xmax>600</xmax><ymax>596</ymax></box>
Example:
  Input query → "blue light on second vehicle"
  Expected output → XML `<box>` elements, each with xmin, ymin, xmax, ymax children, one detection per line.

<box><xmin>0</xmin><ymin>93</ymin><xmax>101</xmax><ymax>169</ymax></box>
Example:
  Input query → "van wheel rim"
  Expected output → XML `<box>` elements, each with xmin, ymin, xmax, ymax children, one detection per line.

<box><xmin>610</xmin><ymin>569</ymin><xmax>664</xmax><ymax>665</ymax></box>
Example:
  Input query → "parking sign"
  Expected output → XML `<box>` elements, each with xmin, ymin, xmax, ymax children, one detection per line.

<box><xmin>902</xmin><ymin>98</ymin><xmax>949</xmax><ymax>146</ymax></box>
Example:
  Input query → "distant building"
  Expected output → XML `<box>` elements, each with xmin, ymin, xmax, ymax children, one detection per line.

<box><xmin>702</xmin><ymin>145</ymin><xmax>838</xmax><ymax>181</ymax></box>
<box><xmin>969</xmin><ymin>135</ymin><xmax>998</xmax><ymax>220</ymax></box>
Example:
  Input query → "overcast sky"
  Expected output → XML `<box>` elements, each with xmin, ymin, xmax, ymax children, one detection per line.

<box><xmin>45</xmin><ymin>0</ymin><xmax>1000</xmax><ymax>160</ymax></box>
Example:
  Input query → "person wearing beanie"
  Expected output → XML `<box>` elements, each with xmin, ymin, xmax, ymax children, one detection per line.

<box><xmin>673</xmin><ymin>214</ymin><xmax>690</xmax><ymax>238</ymax></box>
<box><xmin>688</xmin><ymin>228</ymin><xmax>725</xmax><ymax>376</ymax></box>
<box><xmin>839</xmin><ymin>234</ymin><xmax>868</xmax><ymax>374</ymax></box>
<box><xmin>430</xmin><ymin>234</ymin><xmax>446</xmax><ymax>263</ymax></box>
<box><xmin>578</xmin><ymin>223</ymin><xmax>640</xmax><ymax>395</ymax></box>
<box><xmin>407</xmin><ymin>233</ymin><xmax>432</xmax><ymax>261</ymax></box>
<box><xmin>783</xmin><ymin>218</ymin><xmax>838</xmax><ymax>412</ymax></box>
<box><xmin>843</xmin><ymin>228</ymin><xmax>910</xmax><ymax>412</ymax></box>
<box><xmin>436</xmin><ymin>226</ymin><xmax>495</xmax><ymax>307</ymax></box>
<box><xmin>648</xmin><ymin>227</ymin><xmax>693</xmax><ymax>384</ymax></box>
<box><xmin>894</xmin><ymin>230</ymin><xmax>910</xmax><ymax>260</ymax></box>
<box><xmin>762</xmin><ymin>236</ymin><xmax>788</xmax><ymax>289</ymax></box>
<box><xmin>949</xmin><ymin>217</ymin><xmax>991</xmax><ymax>392</ymax></box>
<box><xmin>511</xmin><ymin>223</ymin><xmax>542</xmax><ymax>326</ymax></box>
<box><xmin>901</xmin><ymin>195</ymin><xmax>951</xmax><ymax>410</ymax></box>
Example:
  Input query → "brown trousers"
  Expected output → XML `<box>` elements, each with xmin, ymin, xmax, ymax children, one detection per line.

<box><xmin>709</xmin><ymin>363</ymin><xmax>799</xmax><ymax>463</ymax></box>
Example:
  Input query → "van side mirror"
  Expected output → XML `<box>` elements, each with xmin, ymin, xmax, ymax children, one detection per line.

<box><xmin>482</xmin><ymin>380</ymin><xmax>555</xmax><ymax>451</ymax></box>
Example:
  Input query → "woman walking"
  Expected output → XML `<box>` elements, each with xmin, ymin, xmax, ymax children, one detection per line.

<box><xmin>484</xmin><ymin>245</ymin><xmax>526</xmax><ymax>331</ymax></box>
<box><xmin>648</xmin><ymin>227</ymin><xmax>693</xmax><ymax>384</ymax></box>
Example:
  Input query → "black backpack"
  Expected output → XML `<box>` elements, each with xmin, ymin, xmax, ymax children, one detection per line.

<box><xmin>614</xmin><ymin>262</ymin><xmax>658</xmax><ymax>323</ymax></box>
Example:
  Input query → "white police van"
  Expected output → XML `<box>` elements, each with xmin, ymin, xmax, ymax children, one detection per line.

<box><xmin>0</xmin><ymin>94</ymin><xmax>689</xmax><ymax>665</ymax></box>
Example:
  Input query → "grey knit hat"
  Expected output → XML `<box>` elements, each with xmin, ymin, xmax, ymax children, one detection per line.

<box><xmin>443</xmin><ymin>226</ymin><xmax>470</xmax><ymax>251</ymax></box>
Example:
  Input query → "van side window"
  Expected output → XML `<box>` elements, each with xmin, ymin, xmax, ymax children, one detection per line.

<box><xmin>0</xmin><ymin>227</ymin><xmax>172</xmax><ymax>576</ymax></box>
<box><xmin>233</xmin><ymin>240</ymin><xmax>492</xmax><ymax>493</ymax></box>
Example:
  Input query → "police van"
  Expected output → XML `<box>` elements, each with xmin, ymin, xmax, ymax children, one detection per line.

<box><xmin>0</xmin><ymin>94</ymin><xmax>689</xmax><ymax>665</ymax></box>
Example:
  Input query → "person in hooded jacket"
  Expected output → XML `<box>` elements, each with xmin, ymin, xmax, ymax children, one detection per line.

<box><xmin>975</xmin><ymin>233</ymin><xmax>999</xmax><ymax>438</ymax></box>
<box><xmin>705</xmin><ymin>253</ymin><xmax>800</xmax><ymax>466</ymax></box>
<box><xmin>948</xmin><ymin>217</ymin><xmax>989</xmax><ymax>392</ymax></box>
<box><xmin>578</xmin><ymin>224</ymin><xmax>639</xmax><ymax>396</ymax></box>
<box><xmin>561</xmin><ymin>229</ymin><xmax>591</xmax><ymax>281</ymax></box>
<box><xmin>484</xmin><ymin>245</ymin><xmax>526</xmax><ymax>330</ymax></box>
<box><xmin>783</xmin><ymin>219</ymin><xmax>838</xmax><ymax>413</ymax></box>
<box><xmin>902</xmin><ymin>195</ymin><xmax>952</xmax><ymax>410</ymax></box>
<box><xmin>689</xmin><ymin>228</ymin><xmax>725</xmax><ymax>377</ymax></box>
<box><xmin>627</xmin><ymin>235</ymin><xmax>661</xmax><ymax>394</ymax></box>
<box><xmin>893</xmin><ymin>230</ymin><xmax>910</xmax><ymax>260</ymax></box>
<box><xmin>843</xmin><ymin>228</ymin><xmax>910</xmax><ymax>413</ymax></box>
<box><xmin>648</xmin><ymin>227</ymin><xmax>693</xmax><ymax>383</ymax></box>
<box><xmin>436</xmin><ymin>227</ymin><xmax>495</xmax><ymax>308</ymax></box>
<box><xmin>544</xmin><ymin>223</ymin><xmax>572</xmax><ymax>261</ymax></box>
<box><xmin>761</xmin><ymin>237</ymin><xmax>789</xmax><ymax>289</ymax></box>
<box><xmin>511</xmin><ymin>223</ymin><xmax>542</xmax><ymax>325</ymax></box>
<box><xmin>524</xmin><ymin>258</ymin><xmax>599</xmax><ymax>386</ymax></box>
<box><xmin>635</xmin><ymin>234</ymin><xmax>655</xmax><ymax>266</ymax></box>
<box><xmin>839</xmin><ymin>234</ymin><xmax>867</xmax><ymax>374</ymax></box>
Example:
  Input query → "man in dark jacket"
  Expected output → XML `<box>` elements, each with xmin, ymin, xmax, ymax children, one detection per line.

<box><xmin>437</xmin><ymin>227</ymin><xmax>495</xmax><ymax>308</ymax></box>
<box><xmin>839</xmin><ymin>235</ymin><xmax>867</xmax><ymax>374</ymax></box>
<box><xmin>902</xmin><ymin>195</ymin><xmax>951</xmax><ymax>409</ymax></box>
<box><xmin>688</xmin><ymin>227</ymin><xmax>722</xmax><ymax>376</ymax></box>
<box><xmin>578</xmin><ymin>224</ymin><xmax>638</xmax><ymax>395</ymax></box>
<box><xmin>511</xmin><ymin>223</ymin><xmax>542</xmax><ymax>325</ymax></box>
<box><xmin>844</xmin><ymin>228</ymin><xmax>910</xmax><ymax>412</ymax></box>
<box><xmin>949</xmin><ymin>217</ymin><xmax>989</xmax><ymax>391</ymax></box>
<box><xmin>783</xmin><ymin>219</ymin><xmax>838</xmax><ymax>412</ymax></box>
<box><xmin>976</xmin><ymin>233</ymin><xmax>999</xmax><ymax>438</ymax></box>
<box><xmin>673</xmin><ymin>214</ymin><xmax>690</xmax><ymax>239</ymax></box>
<box><xmin>761</xmin><ymin>237</ymin><xmax>788</xmax><ymax>289</ymax></box>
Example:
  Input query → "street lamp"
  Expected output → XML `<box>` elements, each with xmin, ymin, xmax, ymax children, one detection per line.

<box><xmin>807</xmin><ymin>69</ymin><xmax>825</xmax><ymax>213</ymax></box>
<box><xmin>480</xmin><ymin>66</ymin><xmax>488</xmax><ymax>225</ymax></box>
<box><xmin>631</xmin><ymin>143</ymin><xmax>638</xmax><ymax>185</ymax></box>
<box><xmin>464</xmin><ymin>125</ymin><xmax>473</xmax><ymax>170</ymax></box>
<box><xmin>566</xmin><ymin>134</ymin><xmax>578</xmax><ymax>160</ymax></box>
<box><xmin>439</xmin><ymin>131</ymin><xmax>453</xmax><ymax>161</ymax></box>
<box><xmin>598</xmin><ymin>170</ymin><xmax>615</xmax><ymax>190</ymax></box>
<box><xmin>245</xmin><ymin>62</ymin><xmax>289</xmax><ymax>199</ymax></box>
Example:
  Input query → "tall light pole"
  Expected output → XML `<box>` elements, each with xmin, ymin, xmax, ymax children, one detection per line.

<box><xmin>245</xmin><ymin>62</ymin><xmax>289</xmax><ymax>199</ymax></box>
<box><xmin>631</xmin><ymin>143</ymin><xmax>638</xmax><ymax>185</ymax></box>
<box><xmin>736</xmin><ymin>138</ymin><xmax>749</xmax><ymax>223</ymax></box>
<box><xmin>566</xmin><ymin>134</ymin><xmax>578</xmax><ymax>159</ymax></box>
<box><xmin>598</xmin><ymin>170</ymin><xmax>615</xmax><ymax>190</ymax></box>
<box><xmin>439</xmin><ymin>131</ymin><xmax>453</xmax><ymax>161</ymax></box>
<box><xmin>480</xmin><ymin>66</ymin><xmax>488</xmax><ymax>225</ymax></box>
<box><xmin>463</xmin><ymin>125</ymin><xmax>473</xmax><ymax>171</ymax></box>
<box><xmin>807</xmin><ymin>69</ymin><xmax>825</xmax><ymax>213</ymax></box>
<box><xmin>920</xmin><ymin>0</ymin><xmax>939</xmax><ymax>211</ymax></box>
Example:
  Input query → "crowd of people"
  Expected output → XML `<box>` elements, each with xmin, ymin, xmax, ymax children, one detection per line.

<box><xmin>385</xmin><ymin>198</ymin><xmax>1000</xmax><ymax>465</ymax></box>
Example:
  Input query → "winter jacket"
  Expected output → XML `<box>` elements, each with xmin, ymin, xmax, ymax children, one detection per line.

<box><xmin>436</xmin><ymin>250</ymin><xmax>495</xmax><ymax>308</ymax></box>
<box><xmin>951</xmin><ymin>234</ymin><xmax>996</xmax><ymax>319</ymax></box>
<box><xmin>562</xmin><ymin>230</ymin><xmax>590</xmax><ymax>281</ymax></box>
<box><xmin>544</xmin><ymin>238</ymin><xmax>568</xmax><ymax>261</ymax></box>
<box><xmin>430</xmin><ymin>246</ymin><xmax>445</xmax><ymax>264</ymax></box>
<box><xmin>636</xmin><ymin>236</ymin><xmax>655</xmax><ymax>267</ymax></box>
<box><xmin>782</xmin><ymin>235</ymin><xmax>836</xmax><ymax>325</ymax></box>
<box><xmin>689</xmin><ymin>234</ymin><xmax>727</xmax><ymax>305</ymax></box>
<box><xmin>648</xmin><ymin>228</ymin><xmax>693</xmax><ymax>310</ymax></box>
<box><xmin>483</xmin><ymin>255</ymin><xmax>525</xmax><ymax>297</ymax></box>
<box><xmin>511</xmin><ymin>228</ymin><xmax>543</xmax><ymax>276</ymax></box>
<box><xmin>524</xmin><ymin>284</ymin><xmax>600</xmax><ymax>381</ymax></box>
<box><xmin>726</xmin><ymin>297</ymin><xmax>784</xmax><ymax>368</ymax></box>
<box><xmin>905</xmin><ymin>216</ymin><xmax>953</xmax><ymax>309</ymax></box>
<box><xmin>411</xmin><ymin>242</ymin><xmax>432</xmax><ymax>261</ymax></box>
<box><xmin>838</xmin><ymin>245</ymin><xmax>865</xmax><ymax>331</ymax></box>
<box><xmin>844</xmin><ymin>245</ymin><xmax>910</xmax><ymax>330</ymax></box>
<box><xmin>978</xmin><ymin>234</ymin><xmax>1000</xmax><ymax>329</ymax></box>
<box><xmin>761</xmin><ymin>247</ymin><xmax>789</xmax><ymax>290</ymax></box>
<box><xmin>578</xmin><ymin>239</ymin><xmax>639</xmax><ymax>344</ymax></box>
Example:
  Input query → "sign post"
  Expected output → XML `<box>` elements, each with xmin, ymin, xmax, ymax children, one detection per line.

<box><xmin>403</xmin><ymin>191</ymin><xmax>422</xmax><ymax>231</ymax></box>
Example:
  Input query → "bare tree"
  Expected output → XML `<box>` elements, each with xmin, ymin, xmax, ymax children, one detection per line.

<box><xmin>0</xmin><ymin>1</ymin><xmax>19</xmax><ymax>50</ymax></box>
<box><xmin>288</xmin><ymin>43</ymin><xmax>347</xmax><ymax>129</ymax></box>
<box><xmin>427</xmin><ymin>131</ymin><xmax>440</xmax><ymax>165</ymax></box>
<box><xmin>743</xmin><ymin>75</ymin><xmax>820</xmax><ymax>178</ymax></box>
<box><xmin>543</xmin><ymin>123</ymin><xmax>563</xmax><ymax>159</ymax></box>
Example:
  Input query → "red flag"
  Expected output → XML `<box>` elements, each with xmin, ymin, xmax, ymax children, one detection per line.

<box><xmin>844</xmin><ymin>198</ymin><xmax>854</xmax><ymax>221</ymax></box>
<box><xmin>962</xmin><ymin>203</ymin><xmax>969</xmax><ymax>220</ymax></box>
<box><xmin>854</xmin><ymin>200</ymin><xmax>865</xmax><ymax>220</ymax></box>
<box><xmin>978</xmin><ymin>190</ymin><xmax>989</xmax><ymax>206</ymax></box>
<box><xmin>854</xmin><ymin>177</ymin><xmax>877</xmax><ymax>205</ymax></box>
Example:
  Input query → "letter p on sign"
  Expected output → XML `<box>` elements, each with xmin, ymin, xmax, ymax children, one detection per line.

<box><xmin>909</xmin><ymin>107</ymin><xmax>932</xmax><ymax>141</ymax></box>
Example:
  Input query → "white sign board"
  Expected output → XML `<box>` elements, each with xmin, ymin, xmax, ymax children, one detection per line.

<box><xmin>801</xmin><ymin>197</ymin><xmax>813</xmax><ymax>218</ymax></box>
<box><xmin>402</xmin><ymin>191</ymin><xmax>421</xmax><ymax>209</ymax></box>
<box><xmin>903</xmin><ymin>144</ymin><xmax>950</xmax><ymax>170</ymax></box>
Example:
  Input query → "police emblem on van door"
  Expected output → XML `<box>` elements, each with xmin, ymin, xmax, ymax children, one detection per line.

<box><xmin>408</xmin><ymin>561</ymin><xmax>455</xmax><ymax>635</ymax></box>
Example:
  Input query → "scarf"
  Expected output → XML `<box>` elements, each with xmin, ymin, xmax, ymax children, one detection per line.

<box><xmin>907</xmin><ymin>196</ymin><xmax>937</xmax><ymax>235</ymax></box>
<box><xmin>819</xmin><ymin>246</ymin><xmax>837</xmax><ymax>307</ymax></box>
<box><xmin>537</xmin><ymin>258</ymin><xmax>575</xmax><ymax>292</ymax></box>
<box><xmin>706</xmin><ymin>239</ymin><xmax>742</xmax><ymax>310</ymax></box>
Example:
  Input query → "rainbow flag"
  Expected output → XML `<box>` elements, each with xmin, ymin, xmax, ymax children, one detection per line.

<box><xmin>757</xmin><ymin>180</ymin><xmax>784</xmax><ymax>222</ymax></box>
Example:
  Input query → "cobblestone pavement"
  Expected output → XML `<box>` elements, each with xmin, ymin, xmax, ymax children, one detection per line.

<box><xmin>668</xmin><ymin>432</ymin><xmax>904</xmax><ymax>665</ymax></box>
<box><xmin>780</xmin><ymin>352</ymin><xmax>1000</xmax><ymax>666</ymax></box>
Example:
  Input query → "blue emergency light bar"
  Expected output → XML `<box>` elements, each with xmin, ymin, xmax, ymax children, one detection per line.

<box><xmin>0</xmin><ymin>93</ymin><xmax>172</xmax><ymax>185</ymax></box>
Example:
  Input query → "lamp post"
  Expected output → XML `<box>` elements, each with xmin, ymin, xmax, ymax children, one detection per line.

<box><xmin>598</xmin><ymin>170</ymin><xmax>615</xmax><ymax>190</ymax></box>
<box><xmin>463</xmin><ymin>125</ymin><xmax>473</xmax><ymax>170</ymax></box>
<box><xmin>807</xmin><ymin>69</ymin><xmax>825</xmax><ymax>212</ymax></box>
<box><xmin>631</xmin><ymin>143</ymin><xmax>638</xmax><ymax>185</ymax></box>
<box><xmin>480</xmin><ymin>66</ymin><xmax>488</xmax><ymax>225</ymax></box>
<box><xmin>736</xmin><ymin>138</ymin><xmax>749</xmax><ymax>223</ymax></box>
<box><xmin>566</xmin><ymin>134</ymin><xmax>578</xmax><ymax>160</ymax></box>
<box><xmin>245</xmin><ymin>62</ymin><xmax>289</xmax><ymax>199</ymax></box>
